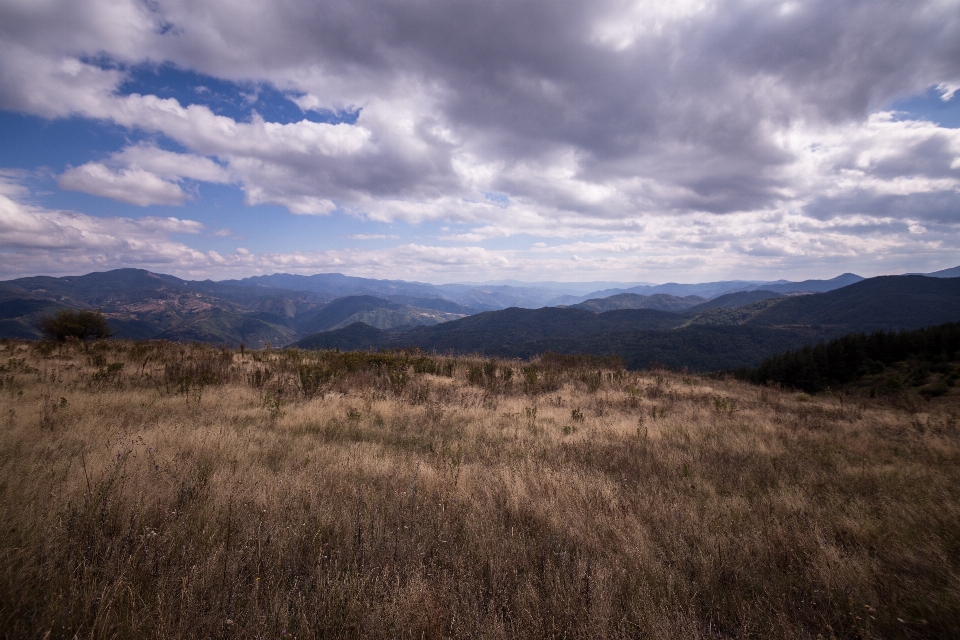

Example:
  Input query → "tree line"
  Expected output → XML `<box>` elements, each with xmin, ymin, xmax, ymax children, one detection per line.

<box><xmin>735</xmin><ymin>321</ymin><xmax>960</xmax><ymax>392</ymax></box>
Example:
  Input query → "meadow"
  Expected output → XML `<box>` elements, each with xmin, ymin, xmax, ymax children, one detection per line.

<box><xmin>0</xmin><ymin>339</ymin><xmax>958</xmax><ymax>638</ymax></box>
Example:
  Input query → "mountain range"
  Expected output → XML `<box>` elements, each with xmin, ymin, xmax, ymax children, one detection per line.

<box><xmin>294</xmin><ymin>275</ymin><xmax>960</xmax><ymax>371</ymax></box>
<box><xmin>2</xmin><ymin>267</ymin><xmax>959</xmax><ymax>370</ymax></box>
<box><xmin>0</xmin><ymin>270</ymin><xmax>468</xmax><ymax>346</ymax></box>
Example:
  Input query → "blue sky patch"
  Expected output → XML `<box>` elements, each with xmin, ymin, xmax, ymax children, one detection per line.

<box><xmin>115</xmin><ymin>62</ymin><xmax>360</xmax><ymax>125</ymax></box>
<box><xmin>0</xmin><ymin>112</ymin><xmax>162</xmax><ymax>172</ymax></box>
<box><xmin>889</xmin><ymin>85</ymin><xmax>960</xmax><ymax>128</ymax></box>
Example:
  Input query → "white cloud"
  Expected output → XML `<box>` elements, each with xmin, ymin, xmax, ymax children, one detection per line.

<box><xmin>1</xmin><ymin>0</ymin><xmax>960</xmax><ymax>279</ymax></box>
<box><xmin>57</xmin><ymin>144</ymin><xmax>233</xmax><ymax>206</ymax></box>
<box><xmin>58</xmin><ymin>164</ymin><xmax>186</xmax><ymax>206</ymax></box>
<box><xmin>348</xmin><ymin>234</ymin><xmax>401</xmax><ymax>240</ymax></box>
<box><xmin>937</xmin><ymin>82</ymin><xmax>960</xmax><ymax>101</ymax></box>
<box><xmin>4</xmin><ymin>171</ymin><xmax>959</xmax><ymax>282</ymax></box>
<box><xmin>112</xmin><ymin>144</ymin><xmax>231</xmax><ymax>183</ymax></box>
<box><xmin>0</xmin><ymin>173</ymin><xmax>208</xmax><ymax>273</ymax></box>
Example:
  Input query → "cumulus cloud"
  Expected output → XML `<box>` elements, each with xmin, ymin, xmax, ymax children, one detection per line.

<box><xmin>58</xmin><ymin>163</ymin><xmax>187</xmax><ymax>206</ymax></box>
<box><xmin>3</xmin><ymin>171</ymin><xmax>957</xmax><ymax>282</ymax></box>
<box><xmin>0</xmin><ymin>172</ymin><xmax>209</xmax><ymax>274</ymax></box>
<box><xmin>111</xmin><ymin>145</ymin><xmax>232</xmax><ymax>184</ymax></box>
<box><xmin>1</xmin><ymin>0</ymin><xmax>959</xmax><ymax>279</ymax></box>
<box><xmin>58</xmin><ymin>144</ymin><xmax>232</xmax><ymax>206</ymax></box>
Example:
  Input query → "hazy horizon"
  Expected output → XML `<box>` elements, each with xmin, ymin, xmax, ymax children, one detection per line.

<box><xmin>1</xmin><ymin>265</ymin><xmax>948</xmax><ymax>289</ymax></box>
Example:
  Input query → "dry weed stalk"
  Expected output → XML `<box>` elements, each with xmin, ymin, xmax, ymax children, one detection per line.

<box><xmin>0</xmin><ymin>339</ymin><xmax>958</xmax><ymax>638</ymax></box>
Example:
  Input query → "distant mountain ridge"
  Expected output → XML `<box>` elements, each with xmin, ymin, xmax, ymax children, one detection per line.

<box><xmin>928</xmin><ymin>265</ymin><xmax>960</xmax><ymax>278</ymax></box>
<box><xmin>0</xmin><ymin>269</ymin><xmax>466</xmax><ymax>346</ymax></box>
<box><xmin>296</xmin><ymin>296</ymin><xmax>463</xmax><ymax>332</ymax></box>
<box><xmin>226</xmin><ymin>269</ymin><xmax>879</xmax><ymax>308</ymax></box>
<box><xmin>294</xmin><ymin>274</ymin><xmax>960</xmax><ymax>371</ymax></box>
<box><xmin>581</xmin><ymin>273</ymin><xmax>865</xmax><ymax>301</ymax></box>
<box><xmin>685</xmin><ymin>290</ymin><xmax>784</xmax><ymax>313</ymax></box>
<box><xmin>2</xmin><ymin>267</ymin><xmax>959</xmax><ymax>358</ymax></box>
<box><xmin>569</xmin><ymin>293</ymin><xmax>705</xmax><ymax>313</ymax></box>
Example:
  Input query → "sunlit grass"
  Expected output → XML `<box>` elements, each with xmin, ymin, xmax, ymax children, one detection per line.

<box><xmin>1</xmin><ymin>339</ymin><xmax>958</xmax><ymax>638</ymax></box>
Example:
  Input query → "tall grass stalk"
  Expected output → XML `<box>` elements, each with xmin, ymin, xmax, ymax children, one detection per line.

<box><xmin>0</xmin><ymin>339</ymin><xmax>958</xmax><ymax>638</ymax></box>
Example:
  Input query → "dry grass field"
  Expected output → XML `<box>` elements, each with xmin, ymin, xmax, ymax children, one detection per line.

<box><xmin>1</xmin><ymin>339</ymin><xmax>958</xmax><ymax>639</ymax></box>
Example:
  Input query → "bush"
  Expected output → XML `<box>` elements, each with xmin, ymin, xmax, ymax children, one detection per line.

<box><xmin>37</xmin><ymin>309</ymin><xmax>113</xmax><ymax>342</ymax></box>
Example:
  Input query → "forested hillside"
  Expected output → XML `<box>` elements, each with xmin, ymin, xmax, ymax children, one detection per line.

<box><xmin>570</xmin><ymin>293</ymin><xmax>704</xmax><ymax>312</ymax></box>
<box><xmin>737</xmin><ymin>322</ymin><xmax>960</xmax><ymax>396</ymax></box>
<box><xmin>297</xmin><ymin>275</ymin><xmax>960</xmax><ymax>372</ymax></box>
<box><xmin>746</xmin><ymin>275</ymin><xmax>960</xmax><ymax>332</ymax></box>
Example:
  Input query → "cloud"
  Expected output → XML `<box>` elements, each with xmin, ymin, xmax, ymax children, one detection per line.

<box><xmin>1</xmin><ymin>0</ymin><xmax>960</xmax><ymax>279</ymax></box>
<box><xmin>938</xmin><ymin>82</ymin><xmax>960</xmax><ymax>102</ymax></box>
<box><xmin>111</xmin><ymin>144</ymin><xmax>232</xmax><ymax>183</ymax></box>
<box><xmin>3</xmin><ymin>170</ymin><xmax>958</xmax><ymax>283</ymax></box>
<box><xmin>57</xmin><ymin>144</ymin><xmax>233</xmax><ymax>206</ymax></box>
<box><xmin>0</xmin><ymin>172</ymin><xmax>208</xmax><ymax>273</ymax></box>
<box><xmin>58</xmin><ymin>163</ymin><xmax>186</xmax><ymax>206</ymax></box>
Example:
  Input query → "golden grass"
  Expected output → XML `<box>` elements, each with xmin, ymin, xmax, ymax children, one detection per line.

<box><xmin>1</xmin><ymin>339</ymin><xmax>958</xmax><ymax>638</ymax></box>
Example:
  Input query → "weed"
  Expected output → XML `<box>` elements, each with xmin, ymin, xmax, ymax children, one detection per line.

<box><xmin>712</xmin><ymin>396</ymin><xmax>738</xmax><ymax>414</ymax></box>
<box><xmin>1</xmin><ymin>339</ymin><xmax>959</xmax><ymax>639</ymax></box>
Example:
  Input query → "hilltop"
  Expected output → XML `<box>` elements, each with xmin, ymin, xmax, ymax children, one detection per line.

<box><xmin>1</xmin><ymin>339</ymin><xmax>958</xmax><ymax>637</ymax></box>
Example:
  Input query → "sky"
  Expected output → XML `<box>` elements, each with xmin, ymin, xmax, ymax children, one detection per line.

<box><xmin>0</xmin><ymin>0</ymin><xmax>959</xmax><ymax>284</ymax></box>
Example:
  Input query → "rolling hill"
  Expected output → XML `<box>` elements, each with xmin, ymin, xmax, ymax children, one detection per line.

<box><xmin>685</xmin><ymin>290</ymin><xmax>784</xmax><ymax>313</ymax></box>
<box><xmin>745</xmin><ymin>275</ymin><xmax>960</xmax><ymax>333</ymax></box>
<box><xmin>291</xmin><ymin>295</ymin><xmax>464</xmax><ymax>332</ymax></box>
<box><xmin>5</xmin><ymin>269</ymin><xmax>960</xmax><ymax>370</ymax></box>
<box><xmin>0</xmin><ymin>270</ymin><xmax>468</xmax><ymax>346</ymax></box>
<box><xmin>295</xmin><ymin>274</ymin><xmax>960</xmax><ymax>371</ymax></box>
<box><xmin>570</xmin><ymin>293</ymin><xmax>705</xmax><ymax>312</ymax></box>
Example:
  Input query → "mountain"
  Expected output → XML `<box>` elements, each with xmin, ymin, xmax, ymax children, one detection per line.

<box><xmin>295</xmin><ymin>274</ymin><xmax>960</xmax><ymax>372</ymax></box>
<box><xmin>400</xmin><ymin>307</ymin><xmax>686</xmax><ymax>349</ymax></box>
<box><xmin>0</xmin><ymin>297</ymin><xmax>65</xmax><ymax>339</ymax></box>
<box><xmin>682</xmin><ymin>298</ymin><xmax>787</xmax><ymax>327</ymax></box>
<box><xmin>434</xmin><ymin>284</ymin><xmax>571</xmax><ymax>310</ymax></box>
<box><xmin>513</xmin><ymin>325</ymin><xmax>816</xmax><ymax>371</ymax></box>
<box><xmin>546</xmin><ymin>272</ymin><xmax>866</xmax><ymax>305</ymax></box>
<box><xmin>685</xmin><ymin>290</ymin><xmax>784</xmax><ymax>313</ymax></box>
<box><xmin>449</xmin><ymin>279</ymin><xmax>652</xmax><ymax>293</ymax></box>
<box><xmin>745</xmin><ymin>275</ymin><xmax>960</xmax><ymax>333</ymax></box>
<box><xmin>737</xmin><ymin>321</ymin><xmax>960</xmax><ymax>395</ymax></box>
<box><xmin>292</xmin><ymin>295</ymin><xmax>463</xmax><ymax>332</ymax></box>
<box><xmin>577</xmin><ymin>273</ymin><xmax>863</xmax><ymax>301</ymax></box>
<box><xmin>0</xmin><ymin>269</ymin><xmax>332</xmax><ymax>345</ymax></box>
<box><xmin>233</xmin><ymin>273</ymin><xmax>602</xmax><ymax>310</ymax></box>
<box><xmin>760</xmin><ymin>273</ymin><xmax>863</xmax><ymax>294</ymax></box>
<box><xmin>295</xmin><ymin>315</ymin><xmax>815</xmax><ymax>371</ymax></box>
<box><xmin>570</xmin><ymin>293</ymin><xmax>705</xmax><ymax>312</ymax></box>
<box><xmin>380</xmin><ymin>296</ymin><xmax>478</xmax><ymax>314</ymax></box>
<box><xmin>0</xmin><ymin>269</ymin><xmax>467</xmax><ymax>346</ymax></box>
<box><xmin>234</xmin><ymin>271</ymin><xmax>869</xmax><ymax>309</ymax></box>
<box><xmin>295</xmin><ymin>306</ymin><xmax>685</xmax><ymax>350</ymax></box>
<box><xmin>582</xmin><ymin>280</ymin><xmax>771</xmax><ymax>300</ymax></box>
<box><xmin>927</xmin><ymin>265</ymin><xmax>960</xmax><ymax>278</ymax></box>
<box><xmin>294</xmin><ymin>322</ymin><xmax>389</xmax><ymax>352</ymax></box>
<box><xmin>232</xmin><ymin>273</ymin><xmax>445</xmax><ymax>301</ymax></box>
<box><xmin>6</xmin><ymin>269</ymin><xmax>959</xmax><ymax>368</ymax></box>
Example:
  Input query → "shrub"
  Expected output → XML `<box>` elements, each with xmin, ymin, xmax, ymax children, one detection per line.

<box><xmin>37</xmin><ymin>309</ymin><xmax>113</xmax><ymax>342</ymax></box>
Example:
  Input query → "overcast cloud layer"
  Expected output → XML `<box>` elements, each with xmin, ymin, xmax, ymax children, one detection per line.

<box><xmin>0</xmin><ymin>0</ymin><xmax>959</xmax><ymax>282</ymax></box>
